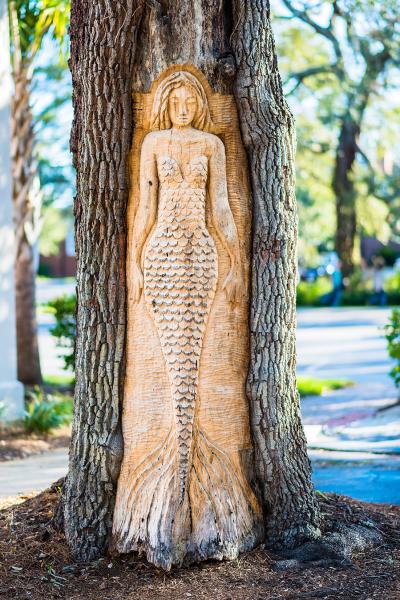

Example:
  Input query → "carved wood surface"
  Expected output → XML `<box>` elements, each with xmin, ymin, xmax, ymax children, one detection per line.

<box><xmin>112</xmin><ymin>66</ymin><xmax>263</xmax><ymax>569</ymax></box>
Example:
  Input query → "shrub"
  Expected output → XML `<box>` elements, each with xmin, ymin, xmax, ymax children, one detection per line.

<box><xmin>378</xmin><ymin>246</ymin><xmax>400</xmax><ymax>268</ymax></box>
<box><xmin>384</xmin><ymin>272</ymin><xmax>400</xmax><ymax>306</ymax></box>
<box><xmin>296</xmin><ymin>277</ymin><xmax>331</xmax><ymax>307</ymax></box>
<box><xmin>341</xmin><ymin>268</ymin><xmax>372</xmax><ymax>306</ymax></box>
<box><xmin>297</xmin><ymin>268</ymin><xmax>400</xmax><ymax>307</ymax></box>
<box><xmin>24</xmin><ymin>388</ymin><xmax>73</xmax><ymax>434</ymax></box>
<box><xmin>46</xmin><ymin>294</ymin><xmax>76</xmax><ymax>372</ymax></box>
<box><xmin>384</xmin><ymin>309</ymin><xmax>400</xmax><ymax>393</ymax></box>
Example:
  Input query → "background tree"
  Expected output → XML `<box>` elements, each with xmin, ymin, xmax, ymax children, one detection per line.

<box><xmin>8</xmin><ymin>0</ymin><xmax>70</xmax><ymax>384</ymax></box>
<box><xmin>279</xmin><ymin>0</ymin><xmax>400</xmax><ymax>276</ymax></box>
<box><xmin>63</xmin><ymin>0</ymin><xmax>320</xmax><ymax>561</ymax></box>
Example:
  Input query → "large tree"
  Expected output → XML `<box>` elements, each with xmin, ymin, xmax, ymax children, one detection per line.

<box><xmin>8</xmin><ymin>0</ymin><xmax>69</xmax><ymax>384</ymax></box>
<box><xmin>63</xmin><ymin>0</ymin><xmax>320</xmax><ymax>562</ymax></box>
<box><xmin>281</xmin><ymin>0</ymin><xmax>400</xmax><ymax>277</ymax></box>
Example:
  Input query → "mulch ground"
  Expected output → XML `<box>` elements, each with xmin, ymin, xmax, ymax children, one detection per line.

<box><xmin>0</xmin><ymin>485</ymin><xmax>399</xmax><ymax>600</ymax></box>
<box><xmin>0</xmin><ymin>427</ymin><xmax>70</xmax><ymax>462</ymax></box>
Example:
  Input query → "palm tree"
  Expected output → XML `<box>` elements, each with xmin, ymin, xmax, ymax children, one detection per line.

<box><xmin>8</xmin><ymin>0</ymin><xmax>69</xmax><ymax>384</ymax></box>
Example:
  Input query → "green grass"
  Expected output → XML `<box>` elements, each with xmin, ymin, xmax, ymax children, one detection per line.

<box><xmin>297</xmin><ymin>376</ymin><xmax>353</xmax><ymax>397</ymax></box>
<box><xmin>37</xmin><ymin>275</ymin><xmax>75</xmax><ymax>283</ymax></box>
<box><xmin>43</xmin><ymin>374</ymin><xmax>75</xmax><ymax>387</ymax></box>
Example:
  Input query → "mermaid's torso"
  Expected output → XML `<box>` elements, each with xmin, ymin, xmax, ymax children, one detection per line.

<box><xmin>143</xmin><ymin>154</ymin><xmax>218</xmax><ymax>498</ymax></box>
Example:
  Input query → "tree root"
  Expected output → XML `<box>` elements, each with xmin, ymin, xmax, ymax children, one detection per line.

<box><xmin>272</xmin><ymin>521</ymin><xmax>383</xmax><ymax>571</ymax></box>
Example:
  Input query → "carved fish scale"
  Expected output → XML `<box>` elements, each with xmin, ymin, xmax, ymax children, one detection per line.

<box><xmin>143</xmin><ymin>155</ymin><xmax>218</xmax><ymax>499</ymax></box>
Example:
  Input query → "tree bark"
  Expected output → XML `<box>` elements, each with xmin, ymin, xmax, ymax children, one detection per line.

<box><xmin>333</xmin><ymin>54</ymin><xmax>390</xmax><ymax>278</ymax></box>
<box><xmin>62</xmin><ymin>0</ymin><xmax>144</xmax><ymax>561</ymax></box>
<box><xmin>231</xmin><ymin>1</ymin><xmax>321</xmax><ymax>548</ymax></box>
<box><xmin>11</xmin><ymin>67</ymin><xmax>42</xmax><ymax>385</ymax></box>
<box><xmin>333</xmin><ymin>115</ymin><xmax>359</xmax><ymax>278</ymax></box>
<box><xmin>65</xmin><ymin>0</ymin><xmax>320</xmax><ymax>561</ymax></box>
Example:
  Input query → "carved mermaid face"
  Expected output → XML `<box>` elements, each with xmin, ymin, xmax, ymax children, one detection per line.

<box><xmin>168</xmin><ymin>85</ymin><xmax>198</xmax><ymax>128</ymax></box>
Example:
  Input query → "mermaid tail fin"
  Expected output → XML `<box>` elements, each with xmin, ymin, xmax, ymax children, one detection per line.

<box><xmin>186</xmin><ymin>428</ymin><xmax>263</xmax><ymax>561</ymax></box>
<box><xmin>112</xmin><ymin>426</ymin><xmax>263</xmax><ymax>569</ymax></box>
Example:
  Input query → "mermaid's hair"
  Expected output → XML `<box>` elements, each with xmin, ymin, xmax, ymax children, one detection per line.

<box><xmin>150</xmin><ymin>71</ymin><xmax>212</xmax><ymax>132</ymax></box>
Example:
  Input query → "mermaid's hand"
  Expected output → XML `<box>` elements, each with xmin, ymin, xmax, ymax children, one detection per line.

<box><xmin>223</xmin><ymin>265</ymin><xmax>243</xmax><ymax>305</ymax></box>
<box><xmin>129</xmin><ymin>262</ymin><xmax>144</xmax><ymax>303</ymax></box>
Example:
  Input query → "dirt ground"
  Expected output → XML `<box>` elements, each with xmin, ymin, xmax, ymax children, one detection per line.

<box><xmin>0</xmin><ymin>426</ymin><xmax>70</xmax><ymax>462</ymax></box>
<box><xmin>0</xmin><ymin>484</ymin><xmax>399</xmax><ymax>600</ymax></box>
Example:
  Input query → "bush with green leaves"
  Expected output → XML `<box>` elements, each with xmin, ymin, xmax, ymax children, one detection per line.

<box><xmin>296</xmin><ymin>277</ymin><xmax>331</xmax><ymax>307</ymax></box>
<box><xmin>47</xmin><ymin>294</ymin><xmax>76</xmax><ymax>372</ymax></box>
<box><xmin>384</xmin><ymin>309</ymin><xmax>400</xmax><ymax>394</ymax></box>
<box><xmin>341</xmin><ymin>269</ymin><xmax>372</xmax><ymax>306</ymax></box>
<box><xmin>24</xmin><ymin>388</ymin><xmax>73</xmax><ymax>434</ymax></box>
<box><xmin>384</xmin><ymin>271</ymin><xmax>400</xmax><ymax>306</ymax></box>
<box><xmin>298</xmin><ymin>268</ymin><xmax>400</xmax><ymax>307</ymax></box>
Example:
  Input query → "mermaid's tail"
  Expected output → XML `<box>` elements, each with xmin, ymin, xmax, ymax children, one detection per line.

<box><xmin>112</xmin><ymin>426</ymin><xmax>263</xmax><ymax>570</ymax></box>
<box><xmin>144</xmin><ymin>225</ymin><xmax>218</xmax><ymax>500</ymax></box>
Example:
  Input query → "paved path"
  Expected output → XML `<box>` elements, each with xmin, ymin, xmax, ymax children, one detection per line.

<box><xmin>0</xmin><ymin>449</ymin><xmax>68</xmax><ymax>499</ymax></box>
<box><xmin>298</xmin><ymin>308</ymin><xmax>400</xmax><ymax>503</ymax></box>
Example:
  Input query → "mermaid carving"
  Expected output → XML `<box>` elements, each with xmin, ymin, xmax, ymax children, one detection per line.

<box><xmin>112</xmin><ymin>69</ymin><xmax>263</xmax><ymax>569</ymax></box>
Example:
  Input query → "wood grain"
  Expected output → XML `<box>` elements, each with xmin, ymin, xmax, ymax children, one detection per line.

<box><xmin>112</xmin><ymin>65</ymin><xmax>263</xmax><ymax>569</ymax></box>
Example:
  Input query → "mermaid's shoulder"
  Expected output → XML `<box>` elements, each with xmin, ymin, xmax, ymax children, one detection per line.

<box><xmin>141</xmin><ymin>130</ymin><xmax>163</xmax><ymax>148</ymax></box>
<box><xmin>201</xmin><ymin>131</ymin><xmax>225</xmax><ymax>155</ymax></box>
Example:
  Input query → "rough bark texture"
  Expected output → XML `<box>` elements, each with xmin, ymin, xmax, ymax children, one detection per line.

<box><xmin>333</xmin><ymin>116</ymin><xmax>359</xmax><ymax>278</ymax></box>
<box><xmin>231</xmin><ymin>1</ymin><xmax>321</xmax><ymax>548</ymax></box>
<box><xmin>63</xmin><ymin>0</ymin><xmax>144</xmax><ymax>560</ymax></box>
<box><xmin>11</xmin><ymin>65</ymin><xmax>42</xmax><ymax>386</ymax></box>
<box><xmin>65</xmin><ymin>0</ymin><xmax>320</xmax><ymax>561</ymax></box>
<box><xmin>333</xmin><ymin>55</ymin><xmax>391</xmax><ymax>278</ymax></box>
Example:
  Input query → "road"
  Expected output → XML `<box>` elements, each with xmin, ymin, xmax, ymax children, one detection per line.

<box><xmin>298</xmin><ymin>307</ymin><xmax>400</xmax><ymax>504</ymax></box>
<box><xmin>0</xmin><ymin>449</ymin><xmax>68</xmax><ymax>500</ymax></box>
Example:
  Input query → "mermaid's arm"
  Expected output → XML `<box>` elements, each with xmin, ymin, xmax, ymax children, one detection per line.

<box><xmin>130</xmin><ymin>134</ymin><xmax>158</xmax><ymax>302</ymax></box>
<box><xmin>209</xmin><ymin>136</ymin><xmax>242</xmax><ymax>303</ymax></box>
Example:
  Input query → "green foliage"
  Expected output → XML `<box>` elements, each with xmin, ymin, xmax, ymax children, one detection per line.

<box><xmin>384</xmin><ymin>271</ymin><xmax>400</xmax><ymax>305</ymax></box>
<box><xmin>46</xmin><ymin>294</ymin><xmax>76</xmax><ymax>372</ymax></box>
<box><xmin>297</xmin><ymin>268</ymin><xmax>400</xmax><ymax>306</ymax></box>
<box><xmin>378</xmin><ymin>247</ymin><xmax>400</xmax><ymax>268</ymax></box>
<box><xmin>43</xmin><ymin>373</ymin><xmax>74</xmax><ymax>387</ymax></box>
<box><xmin>297</xmin><ymin>376</ymin><xmax>353</xmax><ymax>397</ymax></box>
<box><xmin>9</xmin><ymin>0</ymin><xmax>70</xmax><ymax>65</ymax></box>
<box><xmin>297</xmin><ymin>277</ymin><xmax>331</xmax><ymax>306</ymax></box>
<box><xmin>384</xmin><ymin>309</ymin><xmax>400</xmax><ymax>392</ymax></box>
<box><xmin>8</xmin><ymin>0</ymin><xmax>74</xmax><ymax>260</ymax></box>
<box><xmin>341</xmin><ymin>269</ymin><xmax>372</xmax><ymax>306</ymax></box>
<box><xmin>24</xmin><ymin>387</ymin><xmax>72</xmax><ymax>433</ymax></box>
<box><xmin>274</xmin><ymin>1</ymin><xmax>400</xmax><ymax>265</ymax></box>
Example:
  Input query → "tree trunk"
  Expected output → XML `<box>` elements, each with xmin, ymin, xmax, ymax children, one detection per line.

<box><xmin>64</xmin><ymin>0</ymin><xmax>320</xmax><ymax>562</ymax></box>
<box><xmin>231</xmin><ymin>1</ymin><xmax>320</xmax><ymax>548</ymax></box>
<box><xmin>63</xmin><ymin>0</ymin><xmax>144</xmax><ymax>561</ymax></box>
<box><xmin>333</xmin><ymin>115</ymin><xmax>359</xmax><ymax>278</ymax></box>
<box><xmin>333</xmin><ymin>58</ymin><xmax>388</xmax><ymax>279</ymax></box>
<box><xmin>11</xmin><ymin>67</ymin><xmax>42</xmax><ymax>385</ymax></box>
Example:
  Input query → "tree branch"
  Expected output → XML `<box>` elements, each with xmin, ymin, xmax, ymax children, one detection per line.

<box><xmin>281</xmin><ymin>0</ymin><xmax>343</xmax><ymax>65</ymax></box>
<box><xmin>285</xmin><ymin>63</ymin><xmax>339</xmax><ymax>94</ymax></box>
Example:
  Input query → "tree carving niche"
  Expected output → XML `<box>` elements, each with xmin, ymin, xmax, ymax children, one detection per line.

<box><xmin>112</xmin><ymin>66</ymin><xmax>263</xmax><ymax>569</ymax></box>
